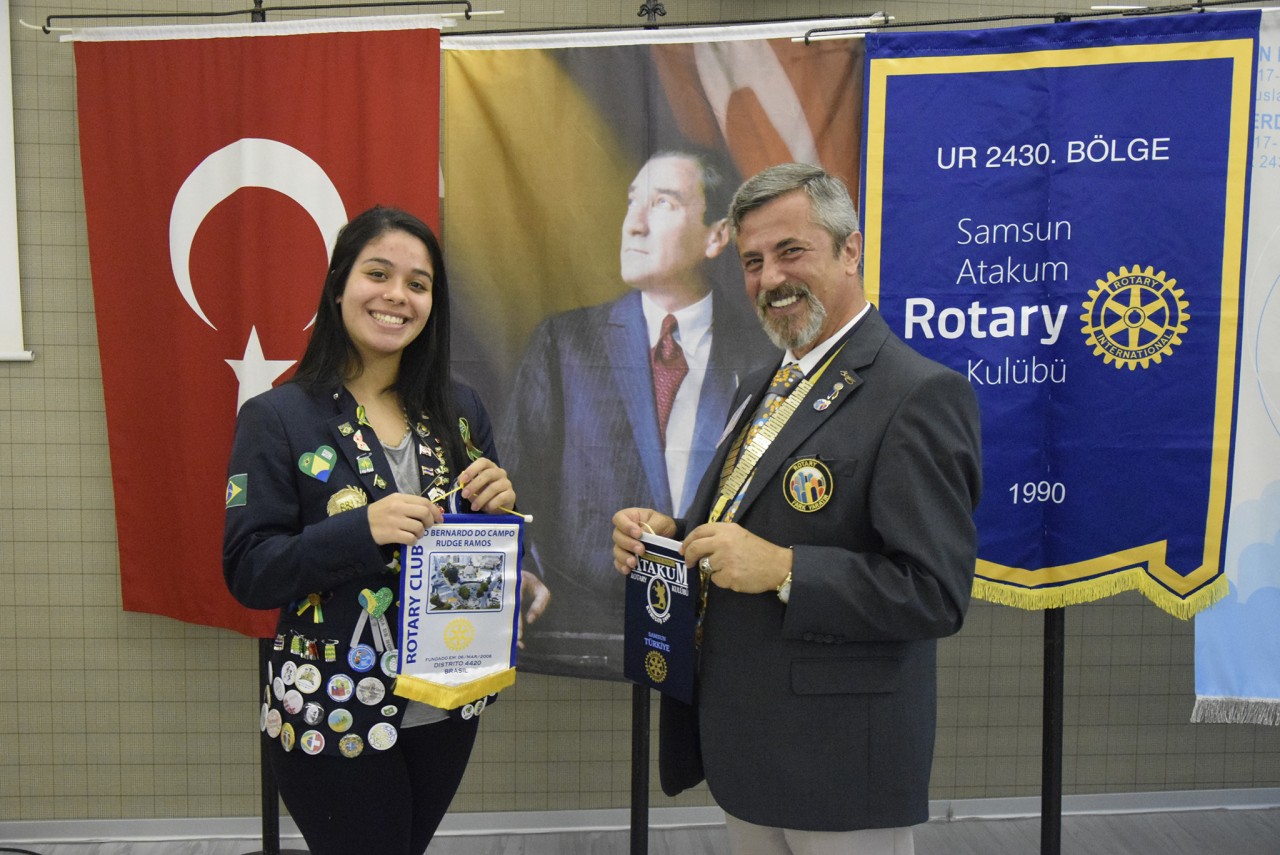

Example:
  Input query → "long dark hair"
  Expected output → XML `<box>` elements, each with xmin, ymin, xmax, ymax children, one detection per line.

<box><xmin>292</xmin><ymin>205</ymin><xmax>465</xmax><ymax>471</ymax></box>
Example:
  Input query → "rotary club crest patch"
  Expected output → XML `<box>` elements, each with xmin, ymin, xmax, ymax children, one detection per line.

<box><xmin>784</xmin><ymin>458</ymin><xmax>833</xmax><ymax>512</ymax></box>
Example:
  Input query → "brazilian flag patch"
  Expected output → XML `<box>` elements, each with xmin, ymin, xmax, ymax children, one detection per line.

<box><xmin>226</xmin><ymin>474</ymin><xmax>248</xmax><ymax>508</ymax></box>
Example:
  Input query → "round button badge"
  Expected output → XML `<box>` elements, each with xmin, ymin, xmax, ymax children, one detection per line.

<box><xmin>368</xmin><ymin>722</ymin><xmax>398</xmax><ymax>751</ymax></box>
<box><xmin>328</xmin><ymin>708</ymin><xmax>353</xmax><ymax>733</ymax></box>
<box><xmin>282</xmin><ymin>689</ymin><xmax>304</xmax><ymax>715</ymax></box>
<box><xmin>300</xmin><ymin>730</ymin><xmax>325</xmax><ymax>756</ymax></box>
<box><xmin>356</xmin><ymin>677</ymin><xmax>386</xmax><ymax>706</ymax></box>
<box><xmin>295</xmin><ymin>664</ymin><xmax>322</xmax><ymax>694</ymax></box>
<box><xmin>327</xmin><ymin>673</ymin><xmax>354</xmax><ymax>703</ymax></box>
<box><xmin>303</xmin><ymin>701</ymin><xmax>325</xmax><ymax>726</ymax></box>
<box><xmin>339</xmin><ymin>733</ymin><xmax>364</xmax><ymax>758</ymax></box>
<box><xmin>266</xmin><ymin>708</ymin><xmax>283</xmax><ymax>739</ymax></box>
<box><xmin>348</xmin><ymin>644</ymin><xmax>376</xmax><ymax>673</ymax></box>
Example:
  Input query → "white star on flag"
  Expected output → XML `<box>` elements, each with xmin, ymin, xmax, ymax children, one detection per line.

<box><xmin>226</xmin><ymin>326</ymin><xmax>296</xmax><ymax>412</ymax></box>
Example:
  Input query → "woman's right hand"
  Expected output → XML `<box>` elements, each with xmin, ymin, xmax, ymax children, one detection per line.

<box><xmin>366</xmin><ymin>493</ymin><xmax>444</xmax><ymax>546</ymax></box>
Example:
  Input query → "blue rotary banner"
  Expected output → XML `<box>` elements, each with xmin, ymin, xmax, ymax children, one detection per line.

<box><xmin>862</xmin><ymin>13</ymin><xmax>1258</xmax><ymax>616</ymax></box>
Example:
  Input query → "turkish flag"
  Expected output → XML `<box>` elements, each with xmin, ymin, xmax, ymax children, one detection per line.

<box><xmin>652</xmin><ymin>38</ymin><xmax>863</xmax><ymax>196</ymax></box>
<box><xmin>74</xmin><ymin>23</ymin><xmax>441</xmax><ymax>636</ymax></box>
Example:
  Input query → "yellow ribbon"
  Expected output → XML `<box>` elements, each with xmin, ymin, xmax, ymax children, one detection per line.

<box><xmin>296</xmin><ymin>593</ymin><xmax>324</xmax><ymax>624</ymax></box>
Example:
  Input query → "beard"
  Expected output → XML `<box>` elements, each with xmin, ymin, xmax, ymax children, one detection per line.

<box><xmin>756</xmin><ymin>282</ymin><xmax>826</xmax><ymax>352</ymax></box>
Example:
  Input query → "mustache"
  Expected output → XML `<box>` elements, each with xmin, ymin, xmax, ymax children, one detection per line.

<box><xmin>756</xmin><ymin>282</ymin><xmax>812</xmax><ymax>309</ymax></box>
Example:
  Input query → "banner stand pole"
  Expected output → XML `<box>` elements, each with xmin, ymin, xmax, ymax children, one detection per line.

<box><xmin>1038</xmin><ymin>13</ymin><xmax>1071</xmax><ymax>855</ymax></box>
<box><xmin>630</xmin><ymin>684</ymin><xmax>651</xmax><ymax>855</ymax></box>
<box><xmin>243</xmin><ymin>637</ymin><xmax>307</xmax><ymax>855</ymax></box>
<box><xmin>1041</xmin><ymin>608</ymin><xmax>1065</xmax><ymax>855</ymax></box>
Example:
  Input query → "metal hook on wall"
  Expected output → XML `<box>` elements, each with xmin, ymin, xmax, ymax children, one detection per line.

<box><xmin>638</xmin><ymin>3</ymin><xmax>666</xmax><ymax>29</ymax></box>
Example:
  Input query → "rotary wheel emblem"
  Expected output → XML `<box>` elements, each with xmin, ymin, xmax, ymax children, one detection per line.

<box><xmin>644</xmin><ymin>651</ymin><xmax>668</xmax><ymax>683</ymax></box>
<box><xmin>1080</xmin><ymin>265</ymin><xmax>1189</xmax><ymax>370</ymax></box>
<box><xmin>443</xmin><ymin>618</ymin><xmax>475</xmax><ymax>651</ymax></box>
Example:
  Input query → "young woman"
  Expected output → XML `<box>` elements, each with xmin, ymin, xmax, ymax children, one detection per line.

<box><xmin>224</xmin><ymin>206</ymin><xmax>541</xmax><ymax>854</ymax></box>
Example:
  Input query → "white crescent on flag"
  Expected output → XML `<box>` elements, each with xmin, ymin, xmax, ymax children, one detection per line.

<box><xmin>169</xmin><ymin>137</ymin><xmax>347</xmax><ymax>330</ymax></box>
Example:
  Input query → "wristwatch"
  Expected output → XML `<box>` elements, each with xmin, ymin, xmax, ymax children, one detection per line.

<box><xmin>776</xmin><ymin>571</ymin><xmax>792</xmax><ymax>604</ymax></box>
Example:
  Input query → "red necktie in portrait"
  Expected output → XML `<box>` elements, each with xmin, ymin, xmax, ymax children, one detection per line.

<box><xmin>651</xmin><ymin>313</ymin><xmax>689</xmax><ymax>447</ymax></box>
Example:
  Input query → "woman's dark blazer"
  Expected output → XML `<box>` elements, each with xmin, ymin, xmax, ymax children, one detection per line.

<box><xmin>224</xmin><ymin>381</ymin><xmax>498</xmax><ymax>758</ymax></box>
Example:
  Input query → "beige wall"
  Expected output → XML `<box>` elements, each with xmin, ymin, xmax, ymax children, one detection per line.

<box><xmin>3</xmin><ymin>0</ymin><xmax>1278</xmax><ymax>824</ymax></box>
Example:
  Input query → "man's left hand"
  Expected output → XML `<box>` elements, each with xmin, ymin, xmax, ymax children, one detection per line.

<box><xmin>683</xmin><ymin>523</ymin><xmax>792</xmax><ymax>594</ymax></box>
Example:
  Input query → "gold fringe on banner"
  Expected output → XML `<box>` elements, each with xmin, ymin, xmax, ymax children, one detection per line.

<box><xmin>392</xmin><ymin>668</ymin><xmax>516</xmax><ymax>710</ymax></box>
<box><xmin>973</xmin><ymin>568</ymin><xmax>1227</xmax><ymax>620</ymax></box>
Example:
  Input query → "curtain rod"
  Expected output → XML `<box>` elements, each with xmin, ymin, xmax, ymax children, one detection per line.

<box><xmin>23</xmin><ymin>3</ymin><xmax>874</xmax><ymax>36</ymax></box>
<box><xmin>440</xmin><ymin>12</ymin><xmax>880</xmax><ymax>39</ymax></box>
<box><xmin>24</xmin><ymin>6</ymin><xmax>880</xmax><ymax>38</ymax></box>
<box><xmin>25</xmin><ymin>4</ymin><xmax>875</xmax><ymax>37</ymax></box>
<box><xmin>801</xmin><ymin>0</ymin><xmax>1280</xmax><ymax>42</ymax></box>
<box><xmin>31</xmin><ymin>0</ymin><xmax>475</xmax><ymax>34</ymax></box>
<box><xmin>24</xmin><ymin>0</ymin><xmax>1279</xmax><ymax>39</ymax></box>
<box><xmin>441</xmin><ymin>12</ymin><xmax>883</xmax><ymax>38</ymax></box>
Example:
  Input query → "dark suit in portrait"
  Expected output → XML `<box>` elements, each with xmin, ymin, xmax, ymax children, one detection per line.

<box><xmin>502</xmin><ymin>150</ymin><xmax>778</xmax><ymax>679</ymax></box>
<box><xmin>504</xmin><ymin>288</ymin><xmax>771</xmax><ymax>678</ymax></box>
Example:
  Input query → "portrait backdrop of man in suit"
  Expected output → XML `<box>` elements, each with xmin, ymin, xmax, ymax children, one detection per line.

<box><xmin>501</xmin><ymin>150</ymin><xmax>777</xmax><ymax>678</ymax></box>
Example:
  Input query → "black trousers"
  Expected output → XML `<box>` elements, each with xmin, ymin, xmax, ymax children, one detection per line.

<box><xmin>268</xmin><ymin>715</ymin><xmax>480</xmax><ymax>855</ymax></box>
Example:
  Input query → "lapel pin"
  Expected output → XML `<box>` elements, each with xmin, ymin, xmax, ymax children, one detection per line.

<box><xmin>814</xmin><ymin>382</ymin><xmax>845</xmax><ymax>411</ymax></box>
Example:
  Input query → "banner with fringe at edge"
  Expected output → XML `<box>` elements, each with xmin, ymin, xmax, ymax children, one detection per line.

<box><xmin>862</xmin><ymin>14</ymin><xmax>1254</xmax><ymax>621</ymax></box>
<box><xmin>394</xmin><ymin>515</ymin><xmax>523</xmax><ymax>710</ymax></box>
<box><xmin>974</xmin><ymin>548</ymin><xmax>1228</xmax><ymax>620</ymax></box>
<box><xmin>1192</xmin><ymin>11</ymin><xmax>1280</xmax><ymax>725</ymax></box>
